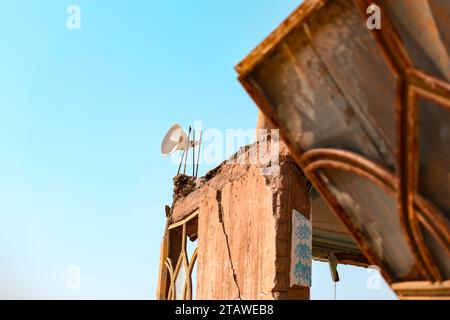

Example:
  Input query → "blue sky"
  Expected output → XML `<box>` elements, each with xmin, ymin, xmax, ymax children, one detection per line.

<box><xmin>0</xmin><ymin>0</ymin><xmax>395</xmax><ymax>299</ymax></box>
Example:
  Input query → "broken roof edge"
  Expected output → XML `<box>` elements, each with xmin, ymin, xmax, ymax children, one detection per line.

<box><xmin>235</xmin><ymin>0</ymin><xmax>327</xmax><ymax>77</ymax></box>
<box><xmin>170</xmin><ymin>137</ymin><xmax>295</xmax><ymax>223</ymax></box>
<box><xmin>202</xmin><ymin>133</ymin><xmax>293</xmax><ymax>182</ymax></box>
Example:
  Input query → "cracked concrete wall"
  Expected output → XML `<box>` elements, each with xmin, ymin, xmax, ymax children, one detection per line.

<box><xmin>194</xmin><ymin>143</ymin><xmax>310</xmax><ymax>300</ymax></box>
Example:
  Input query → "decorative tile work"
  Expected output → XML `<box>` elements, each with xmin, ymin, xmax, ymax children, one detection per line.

<box><xmin>290</xmin><ymin>209</ymin><xmax>312</xmax><ymax>287</ymax></box>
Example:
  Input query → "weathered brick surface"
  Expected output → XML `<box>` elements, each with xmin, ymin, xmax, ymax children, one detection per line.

<box><xmin>172</xmin><ymin>139</ymin><xmax>310</xmax><ymax>300</ymax></box>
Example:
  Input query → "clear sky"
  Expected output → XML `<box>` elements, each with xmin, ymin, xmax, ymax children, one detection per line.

<box><xmin>0</xmin><ymin>0</ymin><xmax>396</xmax><ymax>299</ymax></box>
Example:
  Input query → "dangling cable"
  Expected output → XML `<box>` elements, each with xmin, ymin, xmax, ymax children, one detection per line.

<box><xmin>328</xmin><ymin>253</ymin><xmax>339</xmax><ymax>300</ymax></box>
<box><xmin>334</xmin><ymin>282</ymin><xmax>337</xmax><ymax>300</ymax></box>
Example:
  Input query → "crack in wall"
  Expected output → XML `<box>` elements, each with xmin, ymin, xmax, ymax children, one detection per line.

<box><xmin>259</xmin><ymin>291</ymin><xmax>276</xmax><ymax>300</ymax></box>
<box><xmin>216</xmin><ymin>189</ymin><xmax>242</xmax><ymax>300</ymax></box>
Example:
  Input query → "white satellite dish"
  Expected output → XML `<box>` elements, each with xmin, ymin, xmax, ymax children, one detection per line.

<box><xmin>161</xmin><ymin>124</ymin><xmax>189</xmax><ymax>156</ymax></box>
<box><xmin>161</xmin><ymin>124</ymin><xmax>203</xmax><ymax>177</ymax></box>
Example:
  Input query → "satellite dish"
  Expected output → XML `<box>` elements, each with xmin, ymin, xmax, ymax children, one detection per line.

<box><xmin>161</xmin><ymin>123</ymin><xmax>203</xmax><ymax>178</ymax></box>
<box><xmin>161</xmin><ymin>124</ymin><xmax>189</xmax><ymax>156</ymax></box>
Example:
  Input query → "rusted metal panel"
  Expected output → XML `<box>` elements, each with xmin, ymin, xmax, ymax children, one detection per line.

<box><xmin>237</xmin><ymin>0</ymin><xmax>450</xmax><ymax>288</ymax></box>
<box><xmin>417</xmin><ymin>97</ymin><xmax>450</xmax><ymax>221</ymax></box>
<box><xmin>250</xmin><ymin>30</ymin><xmax>390</xmax><ymax>166</ymax></box>
<box><xmin>302</xmin><ymin>0</ymin><xmax>398</xmax><ymax>167</ymax></box>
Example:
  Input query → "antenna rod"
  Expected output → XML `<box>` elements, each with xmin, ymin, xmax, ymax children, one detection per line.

<box><xmin>192</xmin><ymin>130</ymin><xmax>196</xmax><ymax>177</ymax></box>
<box><xmin>177</xmin><ymin>149</ymin><xmax>186</xmax><ymax>176</ymax></box>
<box><xmin>183</xmin><ymin>126</ymin><xmax>192</xmax><ymax>175</ymax></box>
<box><xmin>195</xmin><ymin>131</ymin><xmax>203</xmax><ymax>178</ymax></box>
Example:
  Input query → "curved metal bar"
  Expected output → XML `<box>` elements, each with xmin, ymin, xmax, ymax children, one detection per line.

<box><xmin>405</xmin><ymin>89</ymin><xmax>441</xmax><ymax>281</ymax></box>
<box><xmin>164</xmin><ymin>258</ymin><xmax>175</xmax><ymax>300</ymax></box>
<box><xmin>301</xmin><ymin>148</ymin><xmax>397</xmax><ymax>190</ymax></box>
<box><xmin>186</xmin><ymin>248</ymin><xmax>199</xmax><ymax>300</ymax></box>
<box><xmin>302</xmin><ymin>149</ymin><xmax>449</xmax><ymax>281</ymax></box>
<box><xmin>406</xmin><ymin>68</ymin><xmax>450</xmax><ymax>280</ymax></box>
<box><xmin>188</xmin><ymin>248</ymin><xmax>198</xmax><ymax>274</ymax></box>
<box><xmin>405</xmin><ymin>89</ymin><xmax>430</xmax><ymax>281</ymax></box>
<box><xmin>406</xmin><ymin>79</ymin><xmax>450</xmax><ymax>262</ymax></box>
<box><xmin>304</xmin><ymin>160</ymin><xmax>395</xmax><ymax>197</ymax></box>
<box><xmin>302</xmin><ymin>149</ymin><xmax>434</xmax><ymax>280</ymax></box>
<box><xmin>415</xmin><ymin>196</ymin><xmax>450</xmax><ymax>256</ymax></box>
<box><xmin>304</xmin><ymin>166</ymin><xmax>395</xmax><ymax>283</ymax></box>
<box><xmin>408</xmin><ymin>213</ymin><xmax>443</xmax><ymax>281</ymax></box>
<box><xmin>168</xmin><ymin>211</ymin><xmax>199</xmax><ymax>230</ymax></box>
<box><xmin>182</xmin><ymin>255</ymin><xmax>190</xmax><ymax>300</ymax></box>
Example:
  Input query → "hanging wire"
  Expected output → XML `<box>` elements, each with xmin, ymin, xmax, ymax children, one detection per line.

<box><xmin>334</xmin><ymin>282</ymin><xmax>337</xmax><ymax>300</ymax></box>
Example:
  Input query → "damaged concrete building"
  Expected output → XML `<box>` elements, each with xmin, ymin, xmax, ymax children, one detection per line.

<box><xmin>157</xmin><ymin>0</ymin><xmax>450</xmax><ymax>300</ymax></box>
